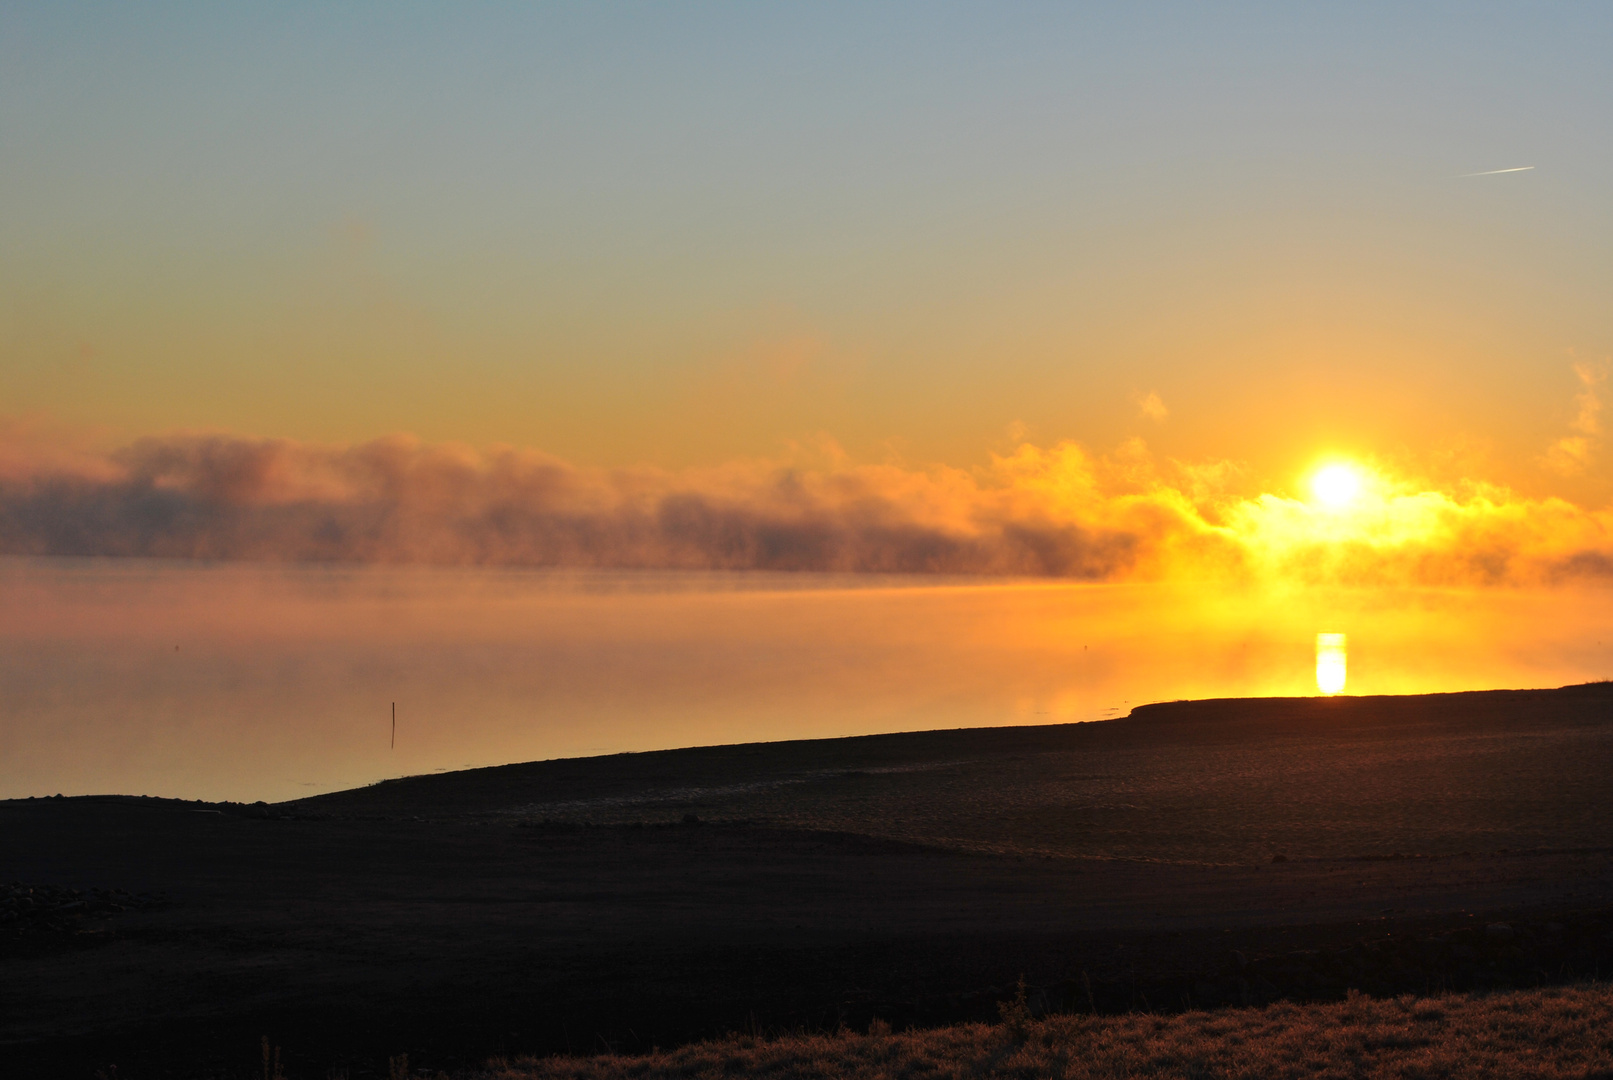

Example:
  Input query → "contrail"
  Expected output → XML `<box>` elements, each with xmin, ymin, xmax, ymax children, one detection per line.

<box><xmin>1461</xmin><ymin>166</ymin><xmax>1535</xmax><ymax>177</ymax></box>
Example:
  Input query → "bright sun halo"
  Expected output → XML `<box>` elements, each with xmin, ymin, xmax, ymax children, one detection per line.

<box><xmin>1311</xmin><ymin>463</ymin><xmax>1362</xmax><ymax>508</ymax></box>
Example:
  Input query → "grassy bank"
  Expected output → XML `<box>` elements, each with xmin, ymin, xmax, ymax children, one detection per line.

<box><xmin>478</xmin><ymin>984</ymin><xmax>1613</xmax><ymax>1080</ymax></box>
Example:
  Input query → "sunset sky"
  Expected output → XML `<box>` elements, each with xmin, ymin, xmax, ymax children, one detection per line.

<box><xmin>9</xmin><ymin>4</ymin><xmax>1613</xmax><ymax>801</ymax></box>
<box><xmin>4</xmin><ymin>4</ymin><xmax>1613</xmax><ymax>580</ymax></box>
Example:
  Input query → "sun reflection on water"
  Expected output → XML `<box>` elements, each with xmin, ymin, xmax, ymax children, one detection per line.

<box><xmin>1316</xmin><ymin>632</ymin><xmax>1347</xmax><ymax>695</ymax></box>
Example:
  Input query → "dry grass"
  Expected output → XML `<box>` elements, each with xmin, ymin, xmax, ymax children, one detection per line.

<box><xmin>478</xmin><ymin>985</ymin><xmax>1613</xmax><ymax>1080</ymax></box>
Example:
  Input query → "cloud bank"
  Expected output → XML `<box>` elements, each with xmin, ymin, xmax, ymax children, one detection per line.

<box><xmin>2</xmin><ymin>426</ymin><xmax>1612</xmax><ymax>586</ymax></box>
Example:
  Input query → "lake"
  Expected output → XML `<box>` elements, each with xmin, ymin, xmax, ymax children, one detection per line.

<box><xmin>3</xmin><ymin>556</ymin><xmax>1611</xmax><ymax>801</ymax></box>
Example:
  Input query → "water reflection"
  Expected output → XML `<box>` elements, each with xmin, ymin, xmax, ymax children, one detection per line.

<box><xmin>2</xmin><ymin>557</ymin><xmax>1611</xmax><ymax>801</ymax></box>
<box><xmin>1316</xmin><ymin>632</ymin><xmax>1347</xmax><ymax>695</ymax></box>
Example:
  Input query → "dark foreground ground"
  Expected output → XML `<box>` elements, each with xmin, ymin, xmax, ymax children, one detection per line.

<box><xmin>4</xmin><ymin>685</ymin><xmax>1613</xmax><ymax>1078</ymax></box>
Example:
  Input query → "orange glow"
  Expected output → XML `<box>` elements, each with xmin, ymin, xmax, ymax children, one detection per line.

<box><xmin>7</xmin><ymin>560</ymin><xmax>1613</xmax><ymax>801</ymax></box>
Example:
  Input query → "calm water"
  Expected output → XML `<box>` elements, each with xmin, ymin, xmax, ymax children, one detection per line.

<box><xmin>3</xmin><ymin>556</ymin><xmax>1612</xmax><ymax>802</ymax></box>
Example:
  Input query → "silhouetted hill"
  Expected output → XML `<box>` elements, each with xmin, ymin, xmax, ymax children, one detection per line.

<box><xmin>286</xmin><ymin>683</ymin><xmax>1613</xmax><ymax>864</ymax></box>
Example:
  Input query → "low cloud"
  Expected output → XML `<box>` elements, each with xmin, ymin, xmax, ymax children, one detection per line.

<box><xmin>0</xmin><ymin>433</ymin><xmax>1148</xmax><ymax>578</ymax></box>
<box><xmin>1138</xmin><ymin>392</ymin><xmax>1169</xmax><ymax>423</ymax></box>
<box><xmin>2</xmin><ymin>426</ymin><xmax>1612</xmax><ymax>586</ymax></box>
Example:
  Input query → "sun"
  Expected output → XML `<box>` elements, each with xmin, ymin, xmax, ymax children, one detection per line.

<box><xmin>1310</xmin><ymin>463</ymin><xmax>1362</xmax><ymax>508</ymax></box>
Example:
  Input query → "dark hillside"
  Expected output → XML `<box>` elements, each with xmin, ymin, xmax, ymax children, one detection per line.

<box><xmin>5</xmin><ymin>684</ymin><xmax>1613</xmax><ymax>1078</ymax></box>
<box><xmin>289</xmin><ymin>683</ymin><xmax>1613</xmax><ymax>864</ymax></box>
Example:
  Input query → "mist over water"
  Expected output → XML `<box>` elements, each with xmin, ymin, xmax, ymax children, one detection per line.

<box><xmin>4</xmin><ymin>556</ymin><xmax>1613</xmax><ymax>803</ymax></box>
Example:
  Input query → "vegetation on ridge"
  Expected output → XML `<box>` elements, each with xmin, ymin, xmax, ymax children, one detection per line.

<box><xmin>477</xmin><ymin>984</ymin><xmax>1613</xmax><ymax>1080</ymax></box>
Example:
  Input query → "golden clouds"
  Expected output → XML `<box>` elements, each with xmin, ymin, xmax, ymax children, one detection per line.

<box><xmin>0</xmin><ymin>425</ymin><xmax>1611</xmax><ymax>586</ymax></box>
<box><xmin>1222</xmin><ymin>478</ymin><xmax>1612</xmax><ymax>586</ymax></box>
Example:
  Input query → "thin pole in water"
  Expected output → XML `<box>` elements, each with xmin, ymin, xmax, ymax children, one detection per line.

<box><xmin>391</xmin><ymin>702</ymin><xmax>396</xmax><ymax>749</ymax></box>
